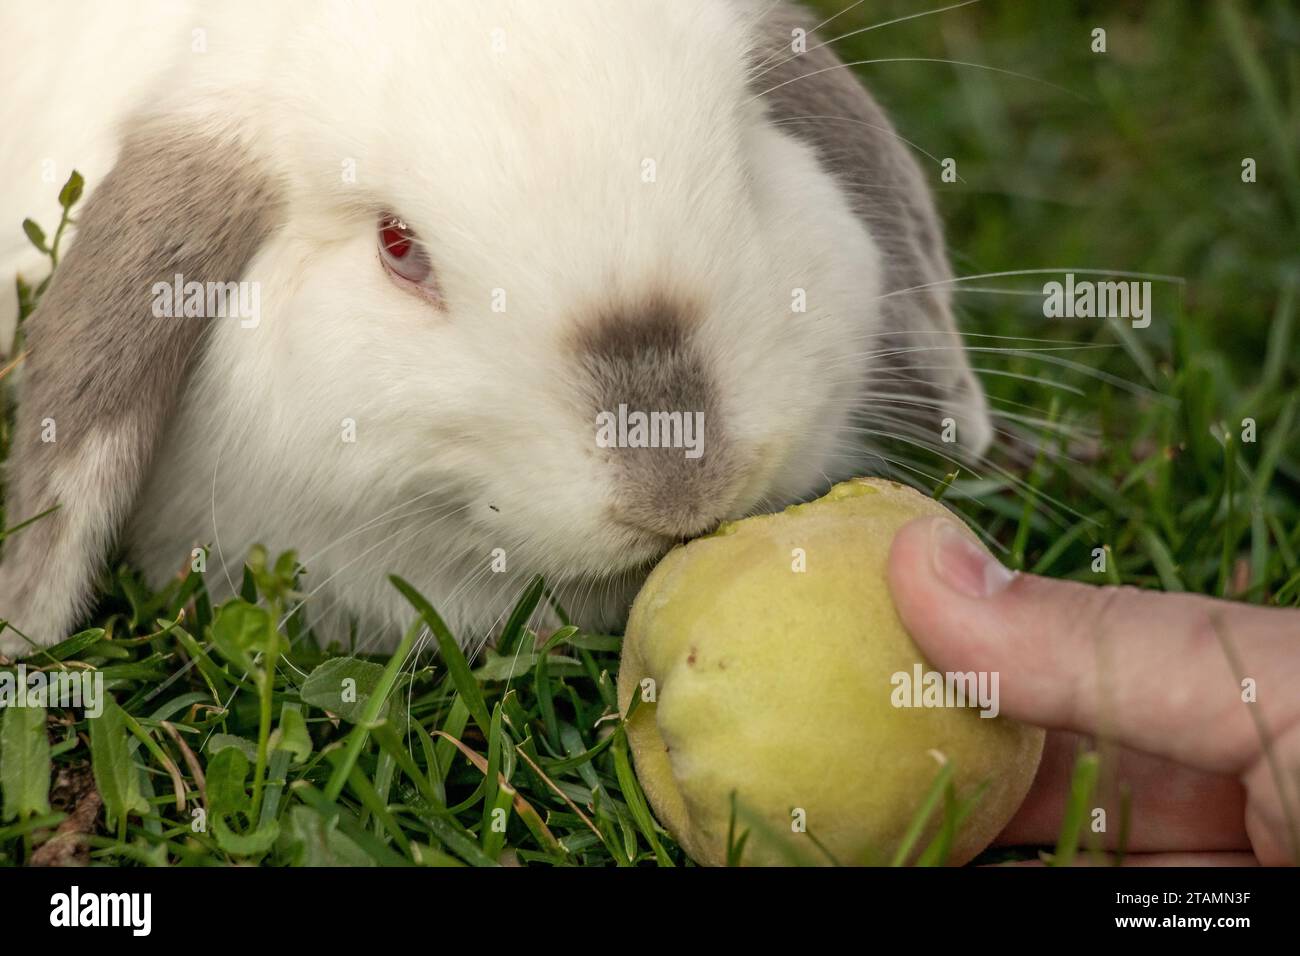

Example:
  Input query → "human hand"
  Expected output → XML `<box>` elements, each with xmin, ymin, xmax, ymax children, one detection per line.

<box><xmin>887</xmin><ymin>516</ymin><xmax>1300</xmax><ymax>866</ymax></box>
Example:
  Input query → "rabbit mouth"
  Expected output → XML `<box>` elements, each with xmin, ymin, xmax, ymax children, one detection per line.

<box><xmin>593</xmin><ymin>528</ymin><xmax>678</xmax><ymax>575</ymax></box>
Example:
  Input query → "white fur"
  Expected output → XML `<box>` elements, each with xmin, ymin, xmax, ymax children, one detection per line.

<box><xmin>2</xmin><ymin>1</ymin><xmax>962</xmax><ymax>652</ymax></box>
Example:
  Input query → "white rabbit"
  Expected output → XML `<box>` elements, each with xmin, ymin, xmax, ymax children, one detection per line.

<box><xmin>0</xmin><ymin>0</ymin><xmax>992</xmax><ymax>656</ymax></box>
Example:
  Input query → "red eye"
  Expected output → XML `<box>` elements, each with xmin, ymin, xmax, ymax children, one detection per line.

<box><xmin>380</xmin><ymin>217</ymin><xmax>413</xmax><ymax>259</ymax></box>
<box><xmin>378</xmin><ymin>213</ymin><xmax>439</xmax><ymax>301</ymax></box>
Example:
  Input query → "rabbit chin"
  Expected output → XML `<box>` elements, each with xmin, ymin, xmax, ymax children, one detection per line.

<box><xmin>123</xmin><ymin>437</ymin><xmax>840</xmax><ymax>654</ymax></box>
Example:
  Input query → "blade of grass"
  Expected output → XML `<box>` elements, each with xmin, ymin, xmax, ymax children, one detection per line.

<box><xmin>890</xmin><ymin>756</ymin><xmax>955</xmax><ymax>866</ymax></box>
<box><xmin>322</xmin><ymin>623</ymin><xmax>418</xmax><ymax>802</ymax></box>
<box><xmin>1046</xmin><ymin>750</ymin><xmax>1100</xmax><ymax>866</ymax></box>
<box><xmin>391</xmin><ymin>575</ymin><xmax>490</xmax><ymax>735</ymax></box>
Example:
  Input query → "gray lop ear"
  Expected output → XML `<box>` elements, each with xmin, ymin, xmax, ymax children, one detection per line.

<box><xmin>752</xmin><ymin>3</ymin><xmax>994</xmax><ymax>458</ymax></box>
<box><xmin>0</xmin><ymin>120</ymin><xmax>283</xmax><ymax>655</ymax></box>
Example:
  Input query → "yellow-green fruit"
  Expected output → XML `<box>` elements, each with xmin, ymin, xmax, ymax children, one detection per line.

<box><xmin>617</xmin><ymin>477</ymin><xmax>1044</xmax><ymax>866</ymax></box>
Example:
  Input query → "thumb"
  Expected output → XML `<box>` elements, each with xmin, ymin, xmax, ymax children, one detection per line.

<box><xmin>885</xmin><ymin>516</ymin><xmax>1300</xmax><ymax>776</ymax></box>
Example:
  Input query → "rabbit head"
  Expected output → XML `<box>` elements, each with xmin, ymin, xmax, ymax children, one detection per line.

<box><xmin>0</xmin><ymin>0</ymin><xmax>990</xmax><ymax>654</ymax></box>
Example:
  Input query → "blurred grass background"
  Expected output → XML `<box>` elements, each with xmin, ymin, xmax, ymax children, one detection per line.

<box><xmin>808</xmin><ymin>0</ymin><xmax>1297</xmax><ymax>348</ymax></box>
<box><xmin>804</xmin><ymin>0</ymin><xmax>1299</xmax><ymax>597</ymax></box>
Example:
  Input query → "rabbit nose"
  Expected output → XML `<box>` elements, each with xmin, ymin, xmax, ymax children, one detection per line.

<box><xmin>611</xmin><ymin>469</ymin><xmax>733</xmax><ymax>540</ymax></box>
<box><xmin>573</xmin><ymin>296</ymin><xmax>743</xmax><ymax>543</ymax></box>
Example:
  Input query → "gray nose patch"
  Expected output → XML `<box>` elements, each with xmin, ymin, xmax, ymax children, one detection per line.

<box><xmin>572</xmin><ymin>298</ymin><xmax>738</xmax><ymax>538</ymax></box>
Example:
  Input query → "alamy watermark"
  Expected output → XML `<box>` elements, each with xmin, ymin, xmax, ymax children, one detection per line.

<box><xmin>1042</xmin><ymin>272</ymin><xmax>1151</xmax><ymax>328</ymax></box>
<box><xmin>595</xmin><ymin>404</ymin><xmax>705</xmax><ymax>459</ymax></box>
<box><xmin>0</xmin><ymin>665</ymin><xmax>104</xmax><ymax>718</ymax></box>
<box><xmin>890</xmin><ymin>664</ymin><xmax>1000</xmax><ymax>718</ymax></box>
<box><xmin>49</xmin><ymin>886</ymin><xmax>151</xmax><ymax>936</ymax></box>
<box><xmin>151</xmin><ymin>273</ymin><xmax>261</xmax><ymax>329</ymax></box>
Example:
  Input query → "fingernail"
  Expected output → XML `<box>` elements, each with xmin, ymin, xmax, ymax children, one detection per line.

<box><xmin>930</xmin><ymin>519</ymin><xmax>1016</xmax><ymax>598</ymax></box>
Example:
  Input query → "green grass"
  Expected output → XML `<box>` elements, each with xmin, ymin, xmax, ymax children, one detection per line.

<box><xmin>1</xmin><ymin>0</ymin><xmax>1298</xmax><ymax>866</ymax></box>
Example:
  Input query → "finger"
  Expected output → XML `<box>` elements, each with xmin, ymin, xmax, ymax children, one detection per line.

<box><xmin>995</xmin><ymin>731</ymin><xmax>1250</xmax><ymax>853</ymax></box>
<box><xmin>886</xmin><ymin>516</ymin><xmax>1300</xmax><ymax>776</ymax></box>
